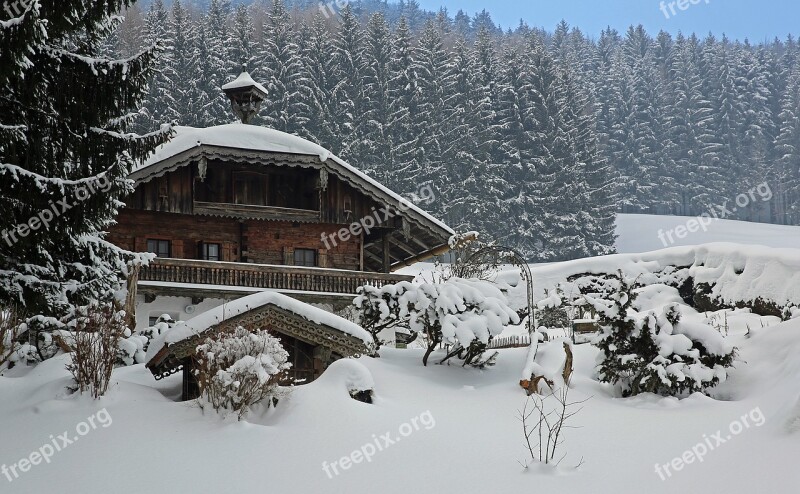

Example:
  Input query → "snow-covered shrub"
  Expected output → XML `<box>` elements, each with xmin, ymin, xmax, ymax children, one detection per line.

<box><xmin>194</xmin><ymin>326</ymin><xmax>291</xmax><ymax>420</ymax></box>
<box><xmin>355</xmin><ymin>278</ymin><xmax>520</xmax><ymax>367</ymax></box>
<box><xmin>67</xmin><ymin>305</ymin><xmax>128</xmax><ymax>399</ymax></box>
<box><xmin>436</xmin><ymin>232</ymin><xmax>498</xmax><ymax>281</ymax></box>
<box><xmin>116</xmin><ymin>334</ymin><xmax>148</xmax><ymax>366</ymax></box>
<box><xmin>536</xmin><ymin>289</ymin><xmax>570</xmax><ymax>330</ymax></box>
<box><xmin>22</xmin><ymin>315</ymin><xmax>64</xmax><ymax>362</ymax></box>
<box><xmin>783</xmin><ymin>305</ymin><xmax>800</xmax><ymax>321</ymax></box>
<box><xmin>0</xmin><ymin>306</ymin><xmax>24</xmax><ymax>369</ymax></box>
<box><xmin>7</xmin><ymin>342</ymin><xmax>38</xmax><ymax>368</ymax></box>
<box><xmin>583</xmin><ymin>272</ymin><xmax>736</xmax><ymax>397</ymax></box>
<box><xmin>116</xmin><ymin>315</ymin><xmax>178</xmax><ymax>366</ymax></box>
<box><xmin>353</xmin><ymin>284</ymin><xmax>408</xmax><ymax>348</ymax></box>
<box><xmin>135</xmin><ymin>315</ymin><xmax>176</xmax><ymax>352</ymax></box>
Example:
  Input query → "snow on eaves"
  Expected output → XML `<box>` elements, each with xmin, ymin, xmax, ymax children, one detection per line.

<box><xmin>135</xmin><ymin>124</ymin><xmax>454</xmax><ymax>235</ymax></box>
<box><xmin>145</xmin><ymin>291</ymin><xmax>372</xmax><ymax>363</ymax></box>
<box><xmin>137</xmin><ymin>123</ymin><xmax>331</xmax><ymax>168</ymax></box>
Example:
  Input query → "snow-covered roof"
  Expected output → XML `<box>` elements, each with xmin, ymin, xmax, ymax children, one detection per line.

<box><xmin>133</xmin><ymin>123</ymin><xmax>454</xmax><ymax>238</ymax></box>
<box><xmin>145</xmin><ymin>291</ymin><xmax>372</xmax><ymax>364</ymax></box>
<box><xmin>139</xmin><ymin>124</ymin><xmax>331</xmax><ymax>168</ymax></box>
<box><xmin>221</xmin><ymin>71</ymin><xmax>268</xmax><ymax>96</ymax></box>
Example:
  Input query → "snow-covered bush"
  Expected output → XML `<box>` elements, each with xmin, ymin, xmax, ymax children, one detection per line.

<box><xmin>67</xmin><ymin>305</ymin><xmax>128</xmax><ymax>399</ymax></box>
<box><xmin>436</xmin><ymin>232</ymin><xmax>497</xmax><ymax>281</ymax></box>
<box><xmin>536</xmin><ymin>289</ymin><xmax>570</xmax><ymax>329</ymax></box>
<box><xmin>353</xmin><ymin>284</ymin><xmax>408</xmax><ymax>348</ymax></box>
<box><xmin>783</xmin><ymin>305</ymin><xmax>800</xmax><ymax>321</ymax></box>
<box><xmin>582</xmin><ymin>272</ymin><xmax>736</xmax><ymax>397</ymax></box>
<box><xmin>22</xmin><ymin>315</ymin><xmax>64</xmax><ymax>362</ymax></box>
<box><xmin>136</xmin><ymin>314</ymin><xmax>176</xmax><ymax>351</ymax></box>
<box><xmin>116</xmin><ymin>334</ymin><xmax>148</xmax><ymax>367</ymax></box>
<box><xmin>355</xmin><ymin>278</ymin><xmax>520</xmax><ymax>366</ymax></box>
<box><xmin>0</xmin><ymin>306</ymin><xmax>24</xmax><ymax>369</ymax></box>
<box><xmin>194</xmin><ymin>326</ymin><xmax>291</xmax><ymax>420</ymax></box>
<box><xmin>116</xmin><ymin>315</ymin><xmax>178</xmax><ymax>366</ymax></box>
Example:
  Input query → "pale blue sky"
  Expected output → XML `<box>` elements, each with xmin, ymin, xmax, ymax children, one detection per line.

<box><xmin>417</xmin><ymin>0</ymin><xmax>797</xmax><ymax>42</ymax></box>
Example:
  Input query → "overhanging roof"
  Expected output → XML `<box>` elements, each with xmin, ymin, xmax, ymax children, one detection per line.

<box><xmin>131</xmin><ymin>124</ymin><xmax>455</xmax><ymax>270</ymax></box>
<box><xmin>145</xmin><ymin>291</ymin><xmax>373</xmax><ymax>380</ymax></box>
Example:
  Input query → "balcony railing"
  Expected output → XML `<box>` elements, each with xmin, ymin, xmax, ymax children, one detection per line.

<box><xmin>193</xmin><ymin>201</ymin><xmax>319</xmax><ymax>222</ymax></box>
<box><xmin>139</xmin><ymin>258</ymin><xmax>413</xmax><ymax>295</ymax></box>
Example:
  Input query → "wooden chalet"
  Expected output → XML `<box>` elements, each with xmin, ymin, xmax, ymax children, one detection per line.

<box><xmin>108</xmin><ymin>70</ymin><xmax>455</xmax><ymax>331</ymax></box>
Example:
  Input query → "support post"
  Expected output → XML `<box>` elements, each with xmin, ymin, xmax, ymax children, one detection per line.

<box><xmin>382</xmin><ymin>234</ymin><xmax>391</xmax><ymax>274</ymax></box>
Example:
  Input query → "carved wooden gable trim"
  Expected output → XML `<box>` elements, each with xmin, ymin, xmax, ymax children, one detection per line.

<box><xmin>147</xmin><ymin>302</ymin><xmax>371</xmax><ymax>380</ymax></box>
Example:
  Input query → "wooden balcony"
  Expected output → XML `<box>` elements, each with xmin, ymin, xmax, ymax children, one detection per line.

<box><xmin>138</xmin><ymin>258</ymin><xmax>413</xmax><ymax>298</ymax></box>
<box><xmin>193</xmin><ymin>201</ymin><xmax>320</xmax><ymax>222</ymax></box>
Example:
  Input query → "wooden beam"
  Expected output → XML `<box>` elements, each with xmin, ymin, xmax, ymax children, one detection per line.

<box><xmin>363</xmin><ymin>249</ymin><xmax>382</xmax><ymax>264</ymax></box>
<box><xmin>391</xmin><ymin>234</ymin><xmax>423</xmax><ymax>257</ymax></box>
<box><xmin>359</xmin><ymin>233</ymin><xmax>364</xmax><ymax>271</ymax></box>
<box><xmin>390</xmin><ymin>232</ymin><xmax>478</xmax><ymax>270</ymax></box>
<box><xmin>382</xmin><ymin>234</ymin><xmax>391</xmax><ymax>274</ymax></box>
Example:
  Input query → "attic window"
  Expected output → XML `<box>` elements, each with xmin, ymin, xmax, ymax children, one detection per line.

<box><xmin>233</xmin><ymin>172</ymin><xmax>267</xmax><ymax>206</ymax></box>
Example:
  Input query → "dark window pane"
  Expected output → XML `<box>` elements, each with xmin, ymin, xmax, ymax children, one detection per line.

<box><xmin>293</xmin><ymin>249</ymin><xmax>316</xmax><ymax>267</ymax></box>
<box><xmin>146</xmin><ymin>239</ymin><xmax>170</xmax><ymax>257</ymax></box>
<box><xmin>202</xmin><ymin>243</ymin><xmax>221</xmax><ymax>261</ymax></box>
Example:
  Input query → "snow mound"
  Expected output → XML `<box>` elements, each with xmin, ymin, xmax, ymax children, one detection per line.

<box><xmin>314</xmin><ymin>359</ymin><xmax>375</xmax><ymax>394</ymax></box>
<box><xmin>530</xmin><ymin>243</ymin><xmax>800</xmax><ymax>309</ymax></box>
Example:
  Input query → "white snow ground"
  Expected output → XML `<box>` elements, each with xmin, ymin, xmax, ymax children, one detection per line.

<box><xmin>2</xmin><ymin>316</ymin><xmax>798</xmax><ymax>493</ymax></box>
<box><xmin>616</xmin><ymin>213</ymin><xmax>800</xmax><ymax>252</ymax></box>
<box><xmin>1</xmin><ymin>215</ymin><xmax>799</xmax><ymax>494</ymax></box>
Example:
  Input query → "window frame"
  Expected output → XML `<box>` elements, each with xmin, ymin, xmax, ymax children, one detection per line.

<box><xmin>293</xmin><ymin>248</ymin><xmax>317</xmax><ymax>267</ymax></box>
<box><xmin>146</xmin><ymin>238</ymin><xmax>171</xmax><ymax>258</ymax></box>
<box><xmin>200</xmin><ymin>242</ymin><xmax>222</xmax><ymax>262</ymax></box>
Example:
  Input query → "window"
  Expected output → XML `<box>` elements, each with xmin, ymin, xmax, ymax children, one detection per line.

<box><xmin>201</xmin><ymin>242</ymin><xmax>221</xmax><ymax>261</ymax></box>
<box><xmin>146</xmin><ymin>239</ymin><xmax>170</xmax><ymax>258</ymax></box>
<box><xmin>293</xmin><ymin>248</ymin><xmax>316</xmax><ymax>267</ymax></box>
<box><xmin>233</xmin><ymin>172</ymin><xmax>267</xmax><ymax>206</ymax></box>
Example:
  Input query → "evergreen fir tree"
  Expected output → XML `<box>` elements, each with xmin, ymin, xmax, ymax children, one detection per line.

<box><xmin>386</xmin><ymin>16</ymin><xmax>418</xmax><ymax>190</ymax></box>
<box><xmin>260</xmin><ymin>0</ymin><xmax>311</xmax><ymax>134</ymax></box>
<box><xmin>0</xmin><ymin>1</ymin><xmax>170</xmax><ymax>325</ymax></box>
<box><xmin>360</xmin><ymin>12</ymin><xmax>393</xmax><ymax>181</ymax></box>
<box><xmin>331</xmin><ymin>4</ymin><xmax>367</xmax><ymax>162</ymax></box>
<box><xmin>139</xmin><ymin>0</ymin><xmax>177</xmax><ymax>132</ymax></box>
<box><xmin>169</xmin><ymin>0</ymin><xmax>196</xmax><ymax>124</ymax></box>
<box><xmin>299</xmin><ymin>15</ymin><xmax>340</xmax><ymax>148</ymax></box>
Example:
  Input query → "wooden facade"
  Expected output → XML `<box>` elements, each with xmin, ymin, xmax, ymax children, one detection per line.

<box><xmin>110</xmin><ymin>159</ymin><xmax>402</xmax><ymax>272</ymax></box>
<box><xmin>109</xmin><ymin>129</ymin><xmax>454</xmax><ymax>305</ymax></box>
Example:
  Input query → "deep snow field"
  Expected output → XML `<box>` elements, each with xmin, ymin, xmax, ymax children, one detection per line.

<box><xmin>615</xmin><ymin>213</ymin><xmax>800</xmax><ymax>253</ymax></box>
<box><xmin>2</xmin><ymin>217</ymin><xmax>800</xmax><ymax>494</ymax></box>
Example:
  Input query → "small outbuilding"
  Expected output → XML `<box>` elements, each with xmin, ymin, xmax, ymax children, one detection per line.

<box><xmin>145</xmin><ymin>291</ymin><xmax>373</xmax><ymax>400</ymax></box>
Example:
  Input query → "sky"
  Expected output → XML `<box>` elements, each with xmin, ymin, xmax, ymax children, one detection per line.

<box><xmin>416</xmin><ymin>0</ymin><xmax>798</xmax><ymax>42</ymax></box>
